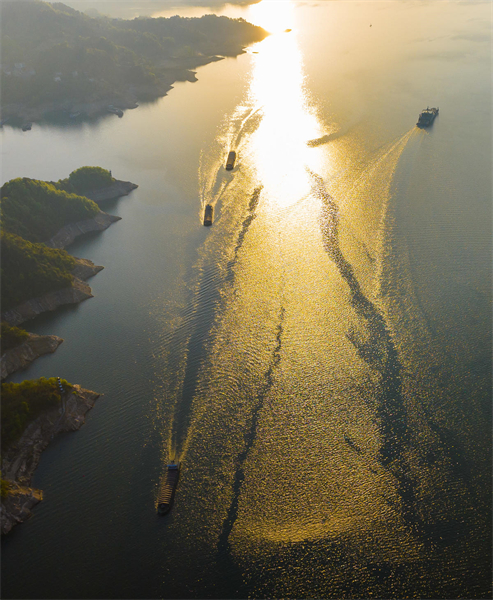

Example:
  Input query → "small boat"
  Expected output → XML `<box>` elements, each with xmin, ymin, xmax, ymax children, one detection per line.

<box><xmin>21</xmin><ymin>122</ymin><xmax>32</xmax><ymax>131</ymax></box>
<box><xmin>417</xmin><ymin>107</ymin><xmax>439</xmax><ymax>127</ymax></box>
<box><xmin>203</xmin><ymin>204</ymin><xmax>213</xmax><ymax>226</ymax></box>
<box><xmin>69</xmin><ymin>111</ymin><xmax>81</xmax><ymax>119</ymax></box>
<box><xmin>157</xmin><ymin>461</ymin><xmax>181</xmax><ymax>515</ymax></box>
<box><xmin>226</xmin><ymin>150</ymin><xmax>236</xmax><ymax>170</ymax></box>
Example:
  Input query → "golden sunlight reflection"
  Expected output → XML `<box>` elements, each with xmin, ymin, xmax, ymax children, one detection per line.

<box><xmin>248</xmin><ymin>0</ymin><xmax>295</xmax><ymax>34</ymax></box>
<box><xmin>246</xmin><ymin>6</ymin><xmax>322</xmax><ymax>208</ymax></box>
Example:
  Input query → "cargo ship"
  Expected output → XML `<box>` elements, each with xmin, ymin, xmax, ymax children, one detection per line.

<box><xmin>157</xmin><ymin>461</ymin><xmax>180</xmax><ymax>515</ymax></box>
<box><xmin>226</xmin><ymin>151</ymin><xmax>236</xmax><ymax>170</ymax></box>
<box><xmin>203</xmin><ymin>204</ymin><xmax>213</xmax><ymax>226</ymax></box>
<box><xmin>417</xmin><ymin>107</ymin><xmax>439</xmax><ymax>127</ymax></box>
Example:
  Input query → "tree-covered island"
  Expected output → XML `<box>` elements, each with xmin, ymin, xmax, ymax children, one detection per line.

<box><xmin>1</xmin><ymin>0</ymin><xmax>268</xmax><ymax>123</ymax></box>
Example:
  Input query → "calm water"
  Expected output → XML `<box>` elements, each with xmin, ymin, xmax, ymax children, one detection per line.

<box><xmin>1</xmin><ymin>2</ymin><xmax>491</xmax><ymax>598</ymax></box>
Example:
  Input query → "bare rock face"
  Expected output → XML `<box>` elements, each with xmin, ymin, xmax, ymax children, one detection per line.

<box><xmin>70</xmin><ymin>257</ymin><xmax>104</xmax><ymax>281</ymax></box>
<box><xmin>1</xmin><ymin>333</ymin><xmax>63</xmax><ymax>380</ymax></box>
<box><xmin>44</xmin><ymin>211</ymin><xmax>121</xmax><ymax>249</ymax></box>
<box><xmin>83</xmin><ymin>179</ymin><xmax>138</xmax><ymax>205</ymax></box>
<box><xmin>1</xmin><ymin>385</ymin><xmax>101</xmax><ymax>535</ymax></box>
<box><xmin>0</xmin><ymin>484</ymin><xmax>43</xmax><ymax>535</ymax></box>
<box><xmin>0</xmin><ymin>258</ymin><xmax>103</xmax><ymax>326</ymax></box>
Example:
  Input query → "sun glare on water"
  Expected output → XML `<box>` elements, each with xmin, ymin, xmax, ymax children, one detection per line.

<box><xmin>245</xmin><ymin>1</ymin><xmax>323</xmax><ymax>208</ymax></box>
<box><xmin>248</xmin><ymin>0</ymin><xmax>295</xmax><ymax>34</ymax></box>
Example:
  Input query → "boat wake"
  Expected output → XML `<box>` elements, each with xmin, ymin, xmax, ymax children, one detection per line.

<box><xmin>226</xmin><ymin>186</ymin><xmax>263</xmax><ymax>280</ymax></box>
<box><xmin>198</xmin><ymin>105</ymin><xmax>263</xmax><ymax>213</ymax></box>
<box><xmin>217</xmin><ymin>305</ymin><xmax>285</xmax><ymax>556</ymax></box>
<box><xmin>308</xmin><ymin>167</ymin><xmax>421</xmax><ymax>535</ymax></box>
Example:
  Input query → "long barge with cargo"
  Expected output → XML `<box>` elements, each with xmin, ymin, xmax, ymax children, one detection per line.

<box><xmin>226</xmin><ymin>151</ymin><xmax>236</xmax><ymax>170</ymax></box>
<box><xmin>203</xmin><ymin>204</ymin><xmax>213</xmax><ymax>226</ymax></box>
<box><xmin>157</xmin><ymin>461</ymin><xmax>180</xmax><ymax>515</ymax></box>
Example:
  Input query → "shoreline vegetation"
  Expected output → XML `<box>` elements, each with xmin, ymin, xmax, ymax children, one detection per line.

<box><xmin>0</xmin><ymin>0</ymin><xmax>266</xmax><ymax>538</ymax></box>
<box><xmin>0</xmin><ymin>167</ymin><xmax>133</xmax><ymax>531</ymax></box>
<box><xmin>1</xmin><ymin>323</ymin><xmax>63</xmax><ymax>380</ymax></box>
<box><xmin>0</xmin><ymin>0</ymin><xmax>268</xmax><ymax>126</ymax></box>
<box><xmin>1</xmin><ymin>379</ymin><xmax>101</xmax><ymax>534</ymax></box>
<box><xmin>1</xmin><ymin>166</ymin><xmax>137</xmax><ymax>318</ymax></box>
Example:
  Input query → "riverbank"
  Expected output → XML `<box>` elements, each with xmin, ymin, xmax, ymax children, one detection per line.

<box><xmin>83</xmin><ymin>180</ymin><xmax>138</xmax><ymax>205</ymax></box>
<box><xmin>0</xmin><ymin>59</ymin><xmax>222</xmax><ymax>127</ymax></box>
<box><xmin>44</xmin><ymin>211</ymin><xmax>121</xmax><ymax>249</ymax></box>
<box><xmin>1</xmin><ymin>333</ymin><xmax>63</xmax><ymax>380</ymax></box>
<box><xmin>1</xmin><ymin>385</ymin><xmax>101</xmax><ymax>535</ymax></box>
<box><xmin>1</xmin><ymin>258</ymin><xmax>103</xmax><ymax>326</ymax></box>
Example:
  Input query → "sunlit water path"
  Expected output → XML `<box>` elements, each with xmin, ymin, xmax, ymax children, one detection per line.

<box><xmin>1</xmin><ymin>2</ymin><xmax>491</xmax><ymax>598</ymax></box>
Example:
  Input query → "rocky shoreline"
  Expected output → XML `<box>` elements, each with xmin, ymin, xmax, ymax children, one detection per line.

<box><xmin>1</xmin><ymin>94</ymin><xmax>141</xmax><ymax>125</ymax></box>
<box><xmin>1</xmin><ymin>258</ymin><xmax>103</xmax><ymax>326</ymax></box>
<box><xmin>0</xmin><ymin>167</ymin><xmax>136</xmax><ymax>532</ymax></box>
<box><xmin>1</xmin><ymin>178</ymin><xmax>137</xmax><ymax>374</ymax></box>
<box><xmin>1</xmin><ymin>386</ymin><xmax>101</xmax><ymax>535</ymax></box>
<box><xmin>0</xmin><ymin>58</ymin><xmax>223</xmax><ymax>126</ymax></box>
<box><xmin>44</xmin><ymin>211</ymin><xmax>121</xmax><ymax>249</ymax></box>
<box><xmin>43</xmin><ymin>179</ymin><xmax>138</xmax><ymax>249</ymax></box>
<box><xmin>83</xmin><ymin>180</ymin><xmax>138</xmax><ymax>205</ymax></box>
<box><xmin>1</xmin><ymin>333</ymin><xmax>63</xmax><ymax>380</ymax></box>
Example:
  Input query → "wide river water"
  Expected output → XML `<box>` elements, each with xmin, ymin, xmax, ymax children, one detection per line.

<box><xmin>1</xmin><ymin>2</ymin><xmax>491</xmax><ymax>598</ymax></box>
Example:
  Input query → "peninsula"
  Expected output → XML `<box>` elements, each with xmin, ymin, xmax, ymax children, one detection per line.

<box><xmin>0</xmin><ymin>167</ymin><xmax>130</xmax><ymax>532</ymax></box>
<box><xmin>0</xmin><ymin>166</ymin><xmax>137</xmax><ymax>364</ymax></box>
<box><xmin>1</xmin><ymin>378</ymin><xmax>101</xmax><ymax>534</ymax></box>
<box><xmin>1</xmin><ymin>166</ymin><xmax>137</xmax><ymax>326</ymax></box>
<box><xmin>1</xmin><ymin>322</ymin><xmax>63</xmax><ymax>380</ymax></box>
<box><xmin>0</xmin><ymin>1</ymin><xmax>268</xmax><ymax>125</ymax></box>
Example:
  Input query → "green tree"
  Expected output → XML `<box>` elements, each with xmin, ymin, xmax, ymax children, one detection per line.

<box><xmin>63</xmin><ymin>166</ymin><xmax>114</xmax><ymax>193</ymax></box>
<box><xmin>1</xmin><ymin>177</ymin><xmax>100</xmax><ymax>243</ymax></box>
<box><xmin>0</xmin><ymin>322</ymin><xmax>29</xmax><ymax>353</ymax></box>
<box><xmin>1</xmin><ymin>232</ymin><xmax>76</xmax><ymax>311</ymax></box>
<box><xmin>1</xmin><ymin>377</ymin><xmax>72</xmax><ymax>450</ymax></box>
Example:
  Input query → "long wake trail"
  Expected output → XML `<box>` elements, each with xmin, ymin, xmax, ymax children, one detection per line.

<box><xmin>217</xmin><ymin>306</ymin><xmax>285</xmax><ymax>556</ymax></box>
<box><xmin>308</xmin><ymin>166</ymin><xmax>421</xmax><ymax>535</ymax></box>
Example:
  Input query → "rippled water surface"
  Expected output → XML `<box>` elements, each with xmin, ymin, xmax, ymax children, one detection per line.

<box><xmin>1</xmin><ymin>2</ymin><xmax>491</xmax><ymax>598</ymax></box>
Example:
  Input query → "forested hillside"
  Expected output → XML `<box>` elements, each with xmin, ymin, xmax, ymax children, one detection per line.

<box><xmin>1</xmin><ymin>177</ymin><xmax>100</xmax><ymax>243</ymax></box>
<box><xmin>0</xmin><ymin>322</ymin><xmax>30</xmax><ymax>353</ymax></box>
<box><xmin>1</xmin><ymin>232</ymin><xmax>76</xmax><ymax>311</ymax></box>
<box><xmin>1</xmin><ymin>377</ymin><xmax>72</xmax><ymax>450</ymax></box>
<box><xmin>0</xmin><ymin>166</ymin><xmax>117</xmax><ymax>312</ymax></box>
<box><xmin>1</xmin><ymin>0</ymin><xmax>267</xmax><ymax>108</ymax></box>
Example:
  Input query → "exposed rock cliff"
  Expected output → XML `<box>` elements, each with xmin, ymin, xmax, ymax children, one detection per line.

<box><xmin>70</xmin><ymin>257</ymin><xmax>104</xmax><ymax>282</ymax></box>
<box><xmin>1</xmin><ymin>385</ymin><xmax>101</xmax><ymax>534</ymax></box>
<box><xmin>44</xmin><ymin>211</ymin><xmax>121</xmax><ymax>249</ymax></box>
<box><xmin>1</xmin><ymin>258</ymin><xmax>103</xmax><ymax>326</ymax></box>
<box><xmin>83</xmin><ymin>179</ymin><xmax>138</xmax><ymax>205</ymax></box>
<box><xmin>1</xmin><ymin>333</ymin><xmax>63</xmax><ymax>380</ymax></box>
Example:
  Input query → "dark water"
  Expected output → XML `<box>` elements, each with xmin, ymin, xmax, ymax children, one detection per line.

<box><xmin>1</xmin><ymin>2</ymin><xmax>491</xmax><ymax>598</ymax></box>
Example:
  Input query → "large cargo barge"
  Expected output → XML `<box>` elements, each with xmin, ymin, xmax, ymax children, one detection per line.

<box><xmin>226</xmin><ymin>151</ymin><xmax>236</xmax><ymax>170</ymax></box>
<box><xmin>157</xmin><ymin>461</ymin><xmax>180</xmax><ymax>515</ymax></box>
<box><xmin>203</xmin><ymin>204</ymin><xmax>213</xmax><ymax>226</ymax></box>
<box><xmin>417</xmin><ymin>107</ymin><xmax>439</xmax><ymax>127</ymax></box>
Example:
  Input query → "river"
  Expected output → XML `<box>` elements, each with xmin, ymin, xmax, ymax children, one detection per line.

<box><xmin>1</xmin><ymin>1</ymin><xmax>491</xmax><ymax>598</ymax></box>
